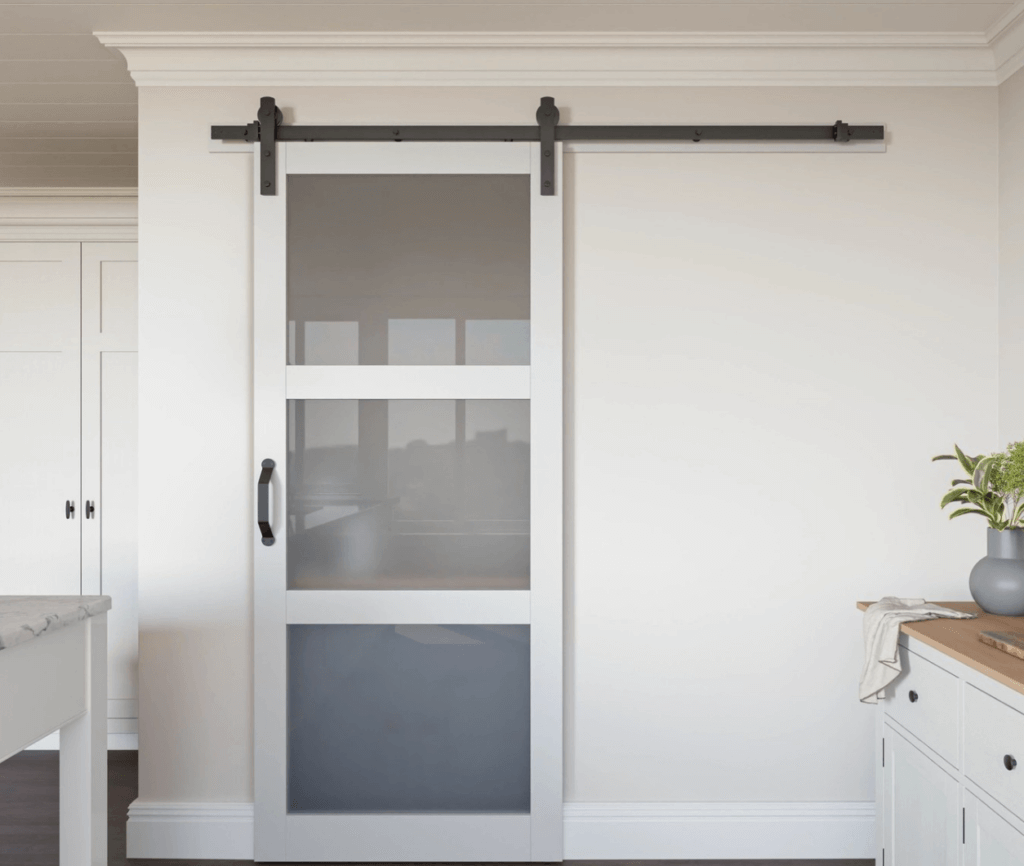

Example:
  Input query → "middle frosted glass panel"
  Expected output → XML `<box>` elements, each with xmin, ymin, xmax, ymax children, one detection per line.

<box><xmin>287</xmin><ymin>400</ymin><xmax>530</xmax><ymax>590</ymax></box>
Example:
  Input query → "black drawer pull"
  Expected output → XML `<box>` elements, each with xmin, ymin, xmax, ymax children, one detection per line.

<box><xmin>65</xmin><ymin>500</ymin><xmax>74</xmax><ymax>519</ymax></box>
<box><xmin>1005</xmin><ymin>754</ymin><xmax>1017</xmax><ymax>771</ymax></box>
<box><xmin>908</xmin><ymin>690</ymin><xmax>919</xmax><ymax>703</ymax></box>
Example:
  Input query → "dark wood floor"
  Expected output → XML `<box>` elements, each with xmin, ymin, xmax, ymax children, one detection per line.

<box><xmin>0</xmin><ymin>750</ymin><xmax>871</xmax><ymax>866</ymax></box>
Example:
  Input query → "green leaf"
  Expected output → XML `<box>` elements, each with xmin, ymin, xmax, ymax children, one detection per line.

<box><xmin>933</xmin><ymin>454</ymin><xmax>958</xmax><ymax>462</ymax></box>
<box><xmin>941</xmin><ymin>489</ymin><xmax>970</xmax><ymax>508</ymax></box>
<box><xmin>974</xmin><ymin>455</ymin><xmax>997</xmax><ymax>491</ymax></box>
<box><xmin>952</xmin><ymin>478</ymin><xmax>973</xmax><ymax>486</ymax></box>
<box><xmin>955</xmin><ymin>444</ymin><xmax>978</xmax><ymax>476</ymax></box>
<box><xmin>949</xmin><ymin>507</ymin><xmax>991</xmax><ymax>520</ymax></box>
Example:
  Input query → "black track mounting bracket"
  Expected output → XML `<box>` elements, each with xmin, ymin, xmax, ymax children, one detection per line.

<box><xmin>258</xmin><ymin>96</ymin><xmax>282</xmax><ymax>195</ymax></box>
<box><xmin>833</xmin><ymin>120</ymin><xmax>851</xmax><ymax>142</ymax></box>
<box><xmin>537</xmin><ymin>96</ymin><xmax>559</xmax><ymax>196</ymax></box>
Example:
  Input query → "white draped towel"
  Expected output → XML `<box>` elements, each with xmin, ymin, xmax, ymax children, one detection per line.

<box><xmin>860</xmin><ymin>596</ymin><xmax>976</xmax><ymax>704</ymax></box>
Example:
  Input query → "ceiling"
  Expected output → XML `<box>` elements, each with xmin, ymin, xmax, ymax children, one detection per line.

<box><xmin>0</xmin><ymin>0</ymin><xmax>1019</xmax><ymax>189</ymax></box>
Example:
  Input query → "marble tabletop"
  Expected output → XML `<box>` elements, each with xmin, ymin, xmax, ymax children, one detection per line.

<box><xmin>0</xmin><ymin>596</ymin><xmax>111</xmax><ymax>651</ymax></box>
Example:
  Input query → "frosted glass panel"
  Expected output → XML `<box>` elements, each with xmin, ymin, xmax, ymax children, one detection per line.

<box><xmin>287</xmin><ymin>174</ymin><xmax>530</xmax><ymax>365</ymax></box>
<box><xmin>288</xmin><ymin>624</ymin><xmax>530</xmax><ymax>813</ymax></box>
<box><xmin>287</xmin><ymin>400</ymin><xmax>529</xmax><ymax>590</ymax></box>
<box><xmin>465</xmin><ymin>319</ymin><xmax>530</xmax><ymax>365</ymax></box>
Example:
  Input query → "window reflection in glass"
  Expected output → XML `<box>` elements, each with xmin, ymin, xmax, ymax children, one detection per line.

<box><xmin>287</xmin><ymin>400</ymin><xmax>530</xmax><ymax>590</ymax></box>
<box><xmin>287</xmin><ymin>174</ymin><xmax>530</xmax><ymax>366</ymax></box>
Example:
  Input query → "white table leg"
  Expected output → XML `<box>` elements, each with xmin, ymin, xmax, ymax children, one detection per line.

<box><xmin>59</xmin><ymin>613</ymin><xmax>107</xmax><ymax>866</ymax></box>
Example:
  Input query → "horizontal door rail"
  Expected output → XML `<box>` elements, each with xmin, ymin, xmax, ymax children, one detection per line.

<box><xmin>286</xmin><ymin>590</ymin><xmax>532</xmax><ymax>625</ymax></box>
<box><xmin>285</xmin><ymin>814</ymin><xmax>531</xmax><ymax>862</ymax></box>
<box><xmin>286</xmin><ymin>365</ymin><xmax>530</xmax><ymax>400</ymax></box>
<box><xmin>213</xmin><ymin>95</ymin><xmax>884</xmax><ymax>196</ymax></box>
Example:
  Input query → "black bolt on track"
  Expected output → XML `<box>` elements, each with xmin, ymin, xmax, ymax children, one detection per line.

<box><xmin>211</xmin><ymin>95</ymin><xmax>886</xmax><ymax>197</ymax></box>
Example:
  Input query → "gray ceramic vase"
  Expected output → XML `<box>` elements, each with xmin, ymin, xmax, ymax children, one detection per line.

<box><xmin>969</xmin><ymin>528</ymin><xmax>1024</xmax><ymax>616</ymax></box>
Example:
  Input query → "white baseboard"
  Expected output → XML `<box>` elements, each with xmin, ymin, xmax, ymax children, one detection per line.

<box><xmin>127</xmin><ymin>800</ymin><xmax>255</xmax><ymax>861</ymax></box>
<box><xmin>564</xmin><ymin>801</ymin><xmax>876</xmax><ymax>860</ymax></box>
<box><xmin>22</xmin><ymin>730</ymin><xmax>138</xmax><ymax>751</ymax></box>
<box><xmin>124</xmin><ymin>799</ymin><xmax>874</xmax><ymax>861</ymax></box>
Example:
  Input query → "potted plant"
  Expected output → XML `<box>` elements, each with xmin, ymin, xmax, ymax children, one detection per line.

<box><xmin>934</xmin><ymin>442</ymin><xmax>1024</xmax><ymax>615</ymax></box>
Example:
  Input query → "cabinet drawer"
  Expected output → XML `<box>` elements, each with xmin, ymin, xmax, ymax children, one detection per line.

<box><xmin>965</xmin><ymin>684</ymin><xmax>1024</xmax><ymax>823</ymax></box>
<box><xmin>884</xmin><ymin>645</ymin><xmax>959</xmax><ymax>767</ymax></box>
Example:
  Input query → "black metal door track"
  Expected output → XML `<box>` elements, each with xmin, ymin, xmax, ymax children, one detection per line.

<box><xmin>212</xmin><ymin>96</ymin><xmax>885</xmax><ymax>197</ymax></box>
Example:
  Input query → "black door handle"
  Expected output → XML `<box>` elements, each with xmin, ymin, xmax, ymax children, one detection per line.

<box><xmin>85</xmin><ymin>501</ymin><xmax>95</xmax><ymax>519</ymax></box>
<box><xmin>1005</xmin><ymin>754</ymin><xmax>1017</xmax><ymax>771</ymax></box>
<box><xmin>65</xmin><ymin>500</ymin><xmax>75</xmax><ymax>519</ymax></box>
<box><xmin>258</xmin><ymin>459</ymin><xmax>275</xmax><ymax>546</ymax></box>
<box><xmin>908</xmin><ymin>690</ymin><xmax>919</xmax><ymax>703</ymax></box>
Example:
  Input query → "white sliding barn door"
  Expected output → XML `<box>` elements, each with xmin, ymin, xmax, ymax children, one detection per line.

<box><xmin>253</xmin><ymin>142</ymin><xmax>563</xmax><ymax>862</ymax></box>
<box><xmin>0</xmin><ymin>243</ymin><xmax>82</xmax><ymax>596</ymax></box>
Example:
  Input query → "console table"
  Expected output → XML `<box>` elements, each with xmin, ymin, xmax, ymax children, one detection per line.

<box><xmin>0</xmin><ymin>596</ymin><xmax>110</xmax><ymax>866</ymax></box>
<box><xmin>858</xmin><ymin>601</ymin><xmax>1024</xmax><ymax>865</ymax></box>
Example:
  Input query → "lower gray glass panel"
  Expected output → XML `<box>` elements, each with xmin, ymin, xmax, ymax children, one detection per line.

<box><xmin>288</xmin><ymin>624</ymin><xmax>530</xmax><ymax>814</ymax></box>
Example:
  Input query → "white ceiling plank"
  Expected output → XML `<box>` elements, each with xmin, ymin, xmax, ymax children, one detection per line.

<box><xmin>0</xmin><ymin>122</ymin><xmax>137</xmax><ymax>139</ymax></box>
<box><xmin>0</xmin><ymin>138</ymin><xmax>137</xmax><ymax>154</ymax></box>
<box><xmin>0</xmin><ymin>35</ymin><xmax>121</xmax><ymax>61</ymax></box>
<box><xmin>0</xmin><ymin>168</ymin><xmax>137</xmax><ymax>187</ymax></box>
<box><xmin>0</xmin><ymin>4</ymin><xmax>1014</xmax><ymax>35</ymax></box>
<box><xmin>0</xmin><ymin>61</ymin><xmax>129</xmax><ymax>83</ymax></box>
<box><xmin>0</xmin><ymin>104</ymin><xmax>137</xmax><ymax>123</ymax></box>
<box><xmin>0</xmin><ymin>83</ymin><xmax>138</xmax><ymax>104</ymax></box>
<box><xmin>0</xmin><ymin>153</ymin><xmax>137</xmax><ymax>167</ymax></box>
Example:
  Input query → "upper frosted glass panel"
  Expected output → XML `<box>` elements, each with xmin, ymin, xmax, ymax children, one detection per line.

<box><xmin>287</xmin><ymin>175</ymin><xmax>530</xmax><ymax>365</ymax></box>
<box><xmin>288</xmin><ymin>399</ymin><xmax>529</xmax><ymax>590</ymax></box>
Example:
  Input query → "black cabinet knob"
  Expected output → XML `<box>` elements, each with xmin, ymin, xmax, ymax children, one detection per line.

<box><xmin>1005</xmin><ymin>754</ymin><xmax>1017</xmax><ymax>771</ymax></box>
<box><xmin>908</xmin><ymin>690</ymin><xmax>919</xmax><ymax>703</ymax></box>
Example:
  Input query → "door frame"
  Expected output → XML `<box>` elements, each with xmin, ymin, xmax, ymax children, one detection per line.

<box><xmin>252</xmin><ymin>140</ymin><xmax>563</xmax><ymax>862</ymax></box>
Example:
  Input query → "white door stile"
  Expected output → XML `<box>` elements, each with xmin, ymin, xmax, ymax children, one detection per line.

<box><xmin>286</xmin><ymin>365</ymin><xmax>530</xmax><ymax>400</ymax></box>
<box><xmin>528</xmin><ymin>141</ymin><xmax>564</xmax><ymax>862</ymax></box>
<box><xmin>287</xmin><ymin>589</ymin><xmax>531</xmax><ymax>625</ymax></box>
<box><xmin>254</xmin><ymin>140</ymin><xmax>562</xmax><ymax>862</ymax></box>
<box><xmin>253</xmin><ymin>139</ymin><xmax>290</xmax><ymax>861</ymax></box>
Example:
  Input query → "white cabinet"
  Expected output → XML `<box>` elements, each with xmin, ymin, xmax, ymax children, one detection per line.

<box><xmin>0</xmin><ymin>243</ymin><xmax>82</xmax><ymax>596</ymax></box>
<box><xmin>882</xmin><ymin>724</ymin><xmax>961</xmax><ymax>866</ymax></box>
<box><xmin>877</xmin><ymin>637</ymin><xmax>1024</xmax><ymax>866</ymax></box>
<box><xmin>966</xmin><ymin>791</ymin><xmax>1024</xmax><ymax>866</ymax></box>
<box><xmin>0</xmin><ymin>240</ymin><xmax>138</xmax><ymax>749</ymax></box>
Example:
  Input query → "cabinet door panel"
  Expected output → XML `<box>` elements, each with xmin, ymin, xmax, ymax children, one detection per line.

<box><xmin>965</xmin><ymin>790</ymin><xmax>1024</xmax><ymax>866</ymax></box>
<box><xmin>883</xmin><ymin>724</ymin><xmax>960</xmax><ymax>866</ymax></box>
<box><xmin>82</xmin><ymin>242</ymin><xmax>138</xmax><ymax>748</ymax></box>
<box><xmin>0</xmin><ymin>243</ymin><xmax>81</xmax><ymax>596</ymax></box>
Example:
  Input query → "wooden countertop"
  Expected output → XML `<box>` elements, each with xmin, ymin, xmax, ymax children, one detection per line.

<box><xmin>858</xmin><ymin>601</ymin><xmax>1024</xmax><ymax>697</ymax></box>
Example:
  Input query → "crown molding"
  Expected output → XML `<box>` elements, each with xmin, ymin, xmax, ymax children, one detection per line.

<box><xmin>0</xmin><ymin>187</ymin><xmax>138</xmax><ymax>241</ymax></box>
<box><xmin>990</xmin><ymin>2</ymin><xmax>1024</xmax><ymax>83</ymax></box>
<box><xmin>96</xmin><ymin>30</ymin><xmax>1000</xmax><ymax>88</ymax></box>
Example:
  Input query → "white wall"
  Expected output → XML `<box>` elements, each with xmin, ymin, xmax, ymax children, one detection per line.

<box><xmin>135</xmin><ymin>85</ymin><xmax>999</xmax><ymax>854</ymax></box>
<box><xmin>1001</xmin><ymin>69</ymin><xmax>1024</xmax><ymax>443</ymax></box>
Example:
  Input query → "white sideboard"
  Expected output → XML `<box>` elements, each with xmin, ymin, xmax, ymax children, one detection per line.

<box><xmin>876</xmin><ymin>620</ymin><xmax>1024</xmax><ymax>865</ymax></box>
